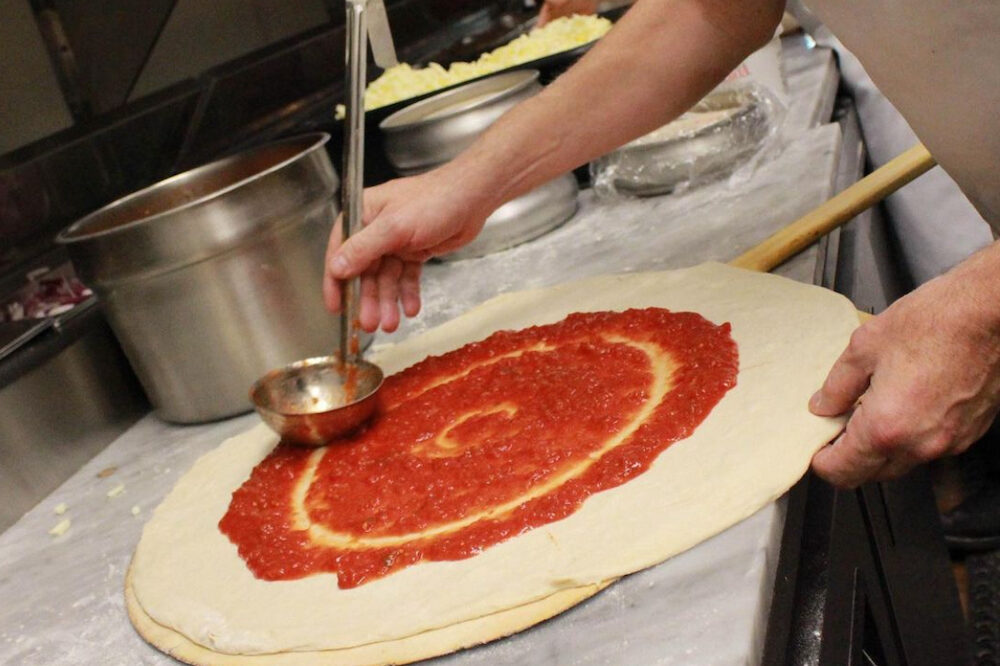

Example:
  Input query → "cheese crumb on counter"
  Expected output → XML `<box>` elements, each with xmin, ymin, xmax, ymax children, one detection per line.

<box><xmin>131</xmin><ymin>505</ymin><xmax>141</xmax><ymax>516</ymax></box>
<box><xmin>53</xmin><ymin>502</ymin><xmax>68</xmax><ymax>515</ymax></box>
<box><xmin>49</xmin><ymin>519</ymin><xmax>71</xmax><ymax>537</ymax></box>
<box><xmin>106</xmin><ymin>484</ymin><xmax>125</xmax><ymax>498</ymax></box>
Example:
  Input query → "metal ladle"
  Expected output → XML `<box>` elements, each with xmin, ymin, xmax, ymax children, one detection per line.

<box><xmin>250</xmin><ymin>0</ymin><xmax>386</xmax><ymax>446</ymax></box>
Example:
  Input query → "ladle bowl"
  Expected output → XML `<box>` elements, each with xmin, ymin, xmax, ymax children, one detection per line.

<box><xmin>250</xmin><ymin>356</ymin><xmax>384</xmax><ymax>446</ymax></box>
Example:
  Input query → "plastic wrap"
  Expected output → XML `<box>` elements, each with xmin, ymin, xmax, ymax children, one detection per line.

<box><xmin>591</xmin><ymin>83</ymin><xmax>787</xmax><ymax>200</ymax></box>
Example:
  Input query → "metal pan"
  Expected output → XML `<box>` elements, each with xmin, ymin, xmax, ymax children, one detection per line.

<box><xmin>380</xmin><ymin>70</ymin><xmax>542</xmax><ymax>175</ymax></box>
<box><xmin>596</xmin><ymin>98</ymin><xmax>769</xmax><ymax>197</ymax></box>
<box><xmin>442</xmin><ymin>172</ymin><xmax>578</xmax><ymax>261</ymax></box>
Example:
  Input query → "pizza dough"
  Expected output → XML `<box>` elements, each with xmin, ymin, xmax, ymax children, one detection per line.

<box><xmin>126</xmin><ymin>567</ymin><xmax>611</xmax><ymax>665</ymax></box>
<box><xmin>128</xmin><ymin>262</ymin><xmax>858</xmax><ymax>661</ymax></box>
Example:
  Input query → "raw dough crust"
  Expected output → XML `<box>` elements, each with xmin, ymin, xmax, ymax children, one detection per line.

<box><xmin>125</xmin><ymin>567</ymin><xmax>611</xmax><ymax>665</ymax></box>
<box><xmin>129</xmin><ymin>263</ymin><xmax>858</xmax><ymax>659</ymax></box>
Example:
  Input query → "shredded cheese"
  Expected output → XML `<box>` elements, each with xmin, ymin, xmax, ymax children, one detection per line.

<box><xmin>49</xmin><ymin>519</ymin><xmax>71</xmax><ymax>537</ymax></box>
<box><xmin>335</xmin><ymin>15</ymin><xmax>612</xmax><ymax>118</ymax></box>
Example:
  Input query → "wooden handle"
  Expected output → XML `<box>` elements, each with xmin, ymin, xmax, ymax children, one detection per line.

<box><xmin>729</xmin><ymin>143</ymin><xmax>936</xmax><ymax>272</ymax></box>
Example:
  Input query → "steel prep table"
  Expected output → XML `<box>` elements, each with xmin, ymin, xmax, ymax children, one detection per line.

<box><xmin>0</xmin><ymin>39</ymin><xmax>964</xmax><ymax>665</ymax></box>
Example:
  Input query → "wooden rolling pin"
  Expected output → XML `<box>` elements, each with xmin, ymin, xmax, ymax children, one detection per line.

<box><xmin>729</xmin><ymin>143</ymin><xmax>936</xmax><ymax>273</ymax></box>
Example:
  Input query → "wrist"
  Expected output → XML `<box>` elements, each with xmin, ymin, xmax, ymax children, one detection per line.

<box><xmin>433</xmin><ymin>155</ymin><xmax>509</xmax><ymax>215</ymax></box>
<box><xmin>946</xmin><ymin>241</ymin><xmax>1000</xmax><ymax>335</ymax></box>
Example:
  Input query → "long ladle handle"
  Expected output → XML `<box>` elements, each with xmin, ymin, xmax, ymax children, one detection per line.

<box><xmin>340</xmin><ymin>0</ymin><xmax>367</xmax><ymax>364</ymax></box>
<box><xmin>730</xmin><ymin>143</ymin><xmax>936</xmax><ymax>272</ymax></box>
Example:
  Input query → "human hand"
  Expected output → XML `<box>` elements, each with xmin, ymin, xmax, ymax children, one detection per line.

<box><xmin>538</xmin><ymin>0</ymin><xmax>600</xmax><ymax>27</ymax></box>
<box><xmin>323</xmin><ymin>166</ymin><xmax>496</xmax><ymax>333</ymax></box>
<box><xmin>809</xmin><ymin>245</ymin><xmax>1000</xmax><ymax>488</ymax></box>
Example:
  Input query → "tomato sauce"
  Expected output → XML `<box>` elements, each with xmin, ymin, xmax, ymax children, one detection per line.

<box><xmin>220</xmin><ymin>308</ymin><xmax>738</xmax><ymax>588</ymax></box>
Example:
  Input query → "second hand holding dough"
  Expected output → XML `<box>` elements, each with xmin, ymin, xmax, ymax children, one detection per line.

<box><xmin>809</xmin><ymin>242</ymin><xmax>1000</xmax><ymax>487</ymax></box>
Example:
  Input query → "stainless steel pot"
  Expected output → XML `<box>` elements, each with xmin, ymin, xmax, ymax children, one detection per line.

<box><xmin>380</xmin><ymin>70</ymin><xmax>542</xmax><ymax>175</ymax></box>
<box><xmin>57</xmin><ymin>133</ymin><xmax>344</xmax><ymax>424</ymax></box>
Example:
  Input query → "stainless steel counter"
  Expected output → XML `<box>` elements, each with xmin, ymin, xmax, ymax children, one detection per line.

<box><xmin>0</xmin><ymin>39</ymin><xmax>843</xmax><ymax>665</ymax></box>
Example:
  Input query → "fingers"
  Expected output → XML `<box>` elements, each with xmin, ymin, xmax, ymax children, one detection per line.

<box><xmin>323</xmin><ymin>202</ymin><xmax>425</xmax><ymax>328</ymax></box>
<box><xmin>811</xmin><ymin>405</ymin><xmax>887</xmax><ymax>488</ymax></box>
<box><xmin>351</xmin><ymin>259</ymin><xmax>423</xmax><ymax>333</ymax></box>
<box><xmin>377</xmin><ymin>258</ymin><xmax>404</xmax><ymax>333</ymax></box>
<box><xmin>810</xmin><ymin>329</ymin><xmax>875</xmax><ymax>417</ymax></box>
<box><xmin>358</xmin><ymin>268</ymin><xmax>380</xmax><ymax>333</ymax></box>
<box><xmin>323</xmin><ymin>215</ymin><xmax>345</xmax><ymax>313</ymax></box>
<box><xmin>323</xmin><ymin>269</ymin><xmax>343</xmax><ymax>313</ymax></box>
<box><xmin>813</xmin><ymin>427</ymin><xmax>920</xmax><ymax>488</ymax></box>
<box><xmin>872</xmin><ymin>452</ymin><xmax>921</xmax><ymax>482</ymax></box>
<box><xmin>400</xmin><ymin>262</ymin><xmax>422</xmax><ymax>317</ymax></box>
<box><xmin>811</xmin><ymin>393</ymin><xmax>938</xmax><ymax>488</ymax></box>
<box><xmin>329</xmin><ymin>216</ymin><xmax>412</xmax><ymax>281</ymax></box>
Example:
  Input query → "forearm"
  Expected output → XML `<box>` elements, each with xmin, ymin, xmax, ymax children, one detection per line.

<box><xmin>446</xmin><ymin>0</ymin><xmax>784</xmax><ymax>211</ymax></box>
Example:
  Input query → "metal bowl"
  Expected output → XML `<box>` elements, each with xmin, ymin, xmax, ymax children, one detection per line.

<box><xmin>250</xmin><ymin>356</ymin><xmax>384</xmax><ymax>446</ymax></box>
<box><xmin>380</xmin><ymin>70</ymin><xmax>542</xmax><ymax>175</ymax></box>
<box><xmin>595</xmin><ymin>94</ymin><xmax>769</xmax><ymax>197</ymax></box>
<box><xmin>442</xmin><ymin>172</ymin><xmax>578</xmax><ymax>261</ymax></box>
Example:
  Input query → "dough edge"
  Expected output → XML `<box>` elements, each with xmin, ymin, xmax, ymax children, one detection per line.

<box><xmin>126</xmin><ymin>563</ymin><xmax>611</xmax><ymax>665</ymax></box>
